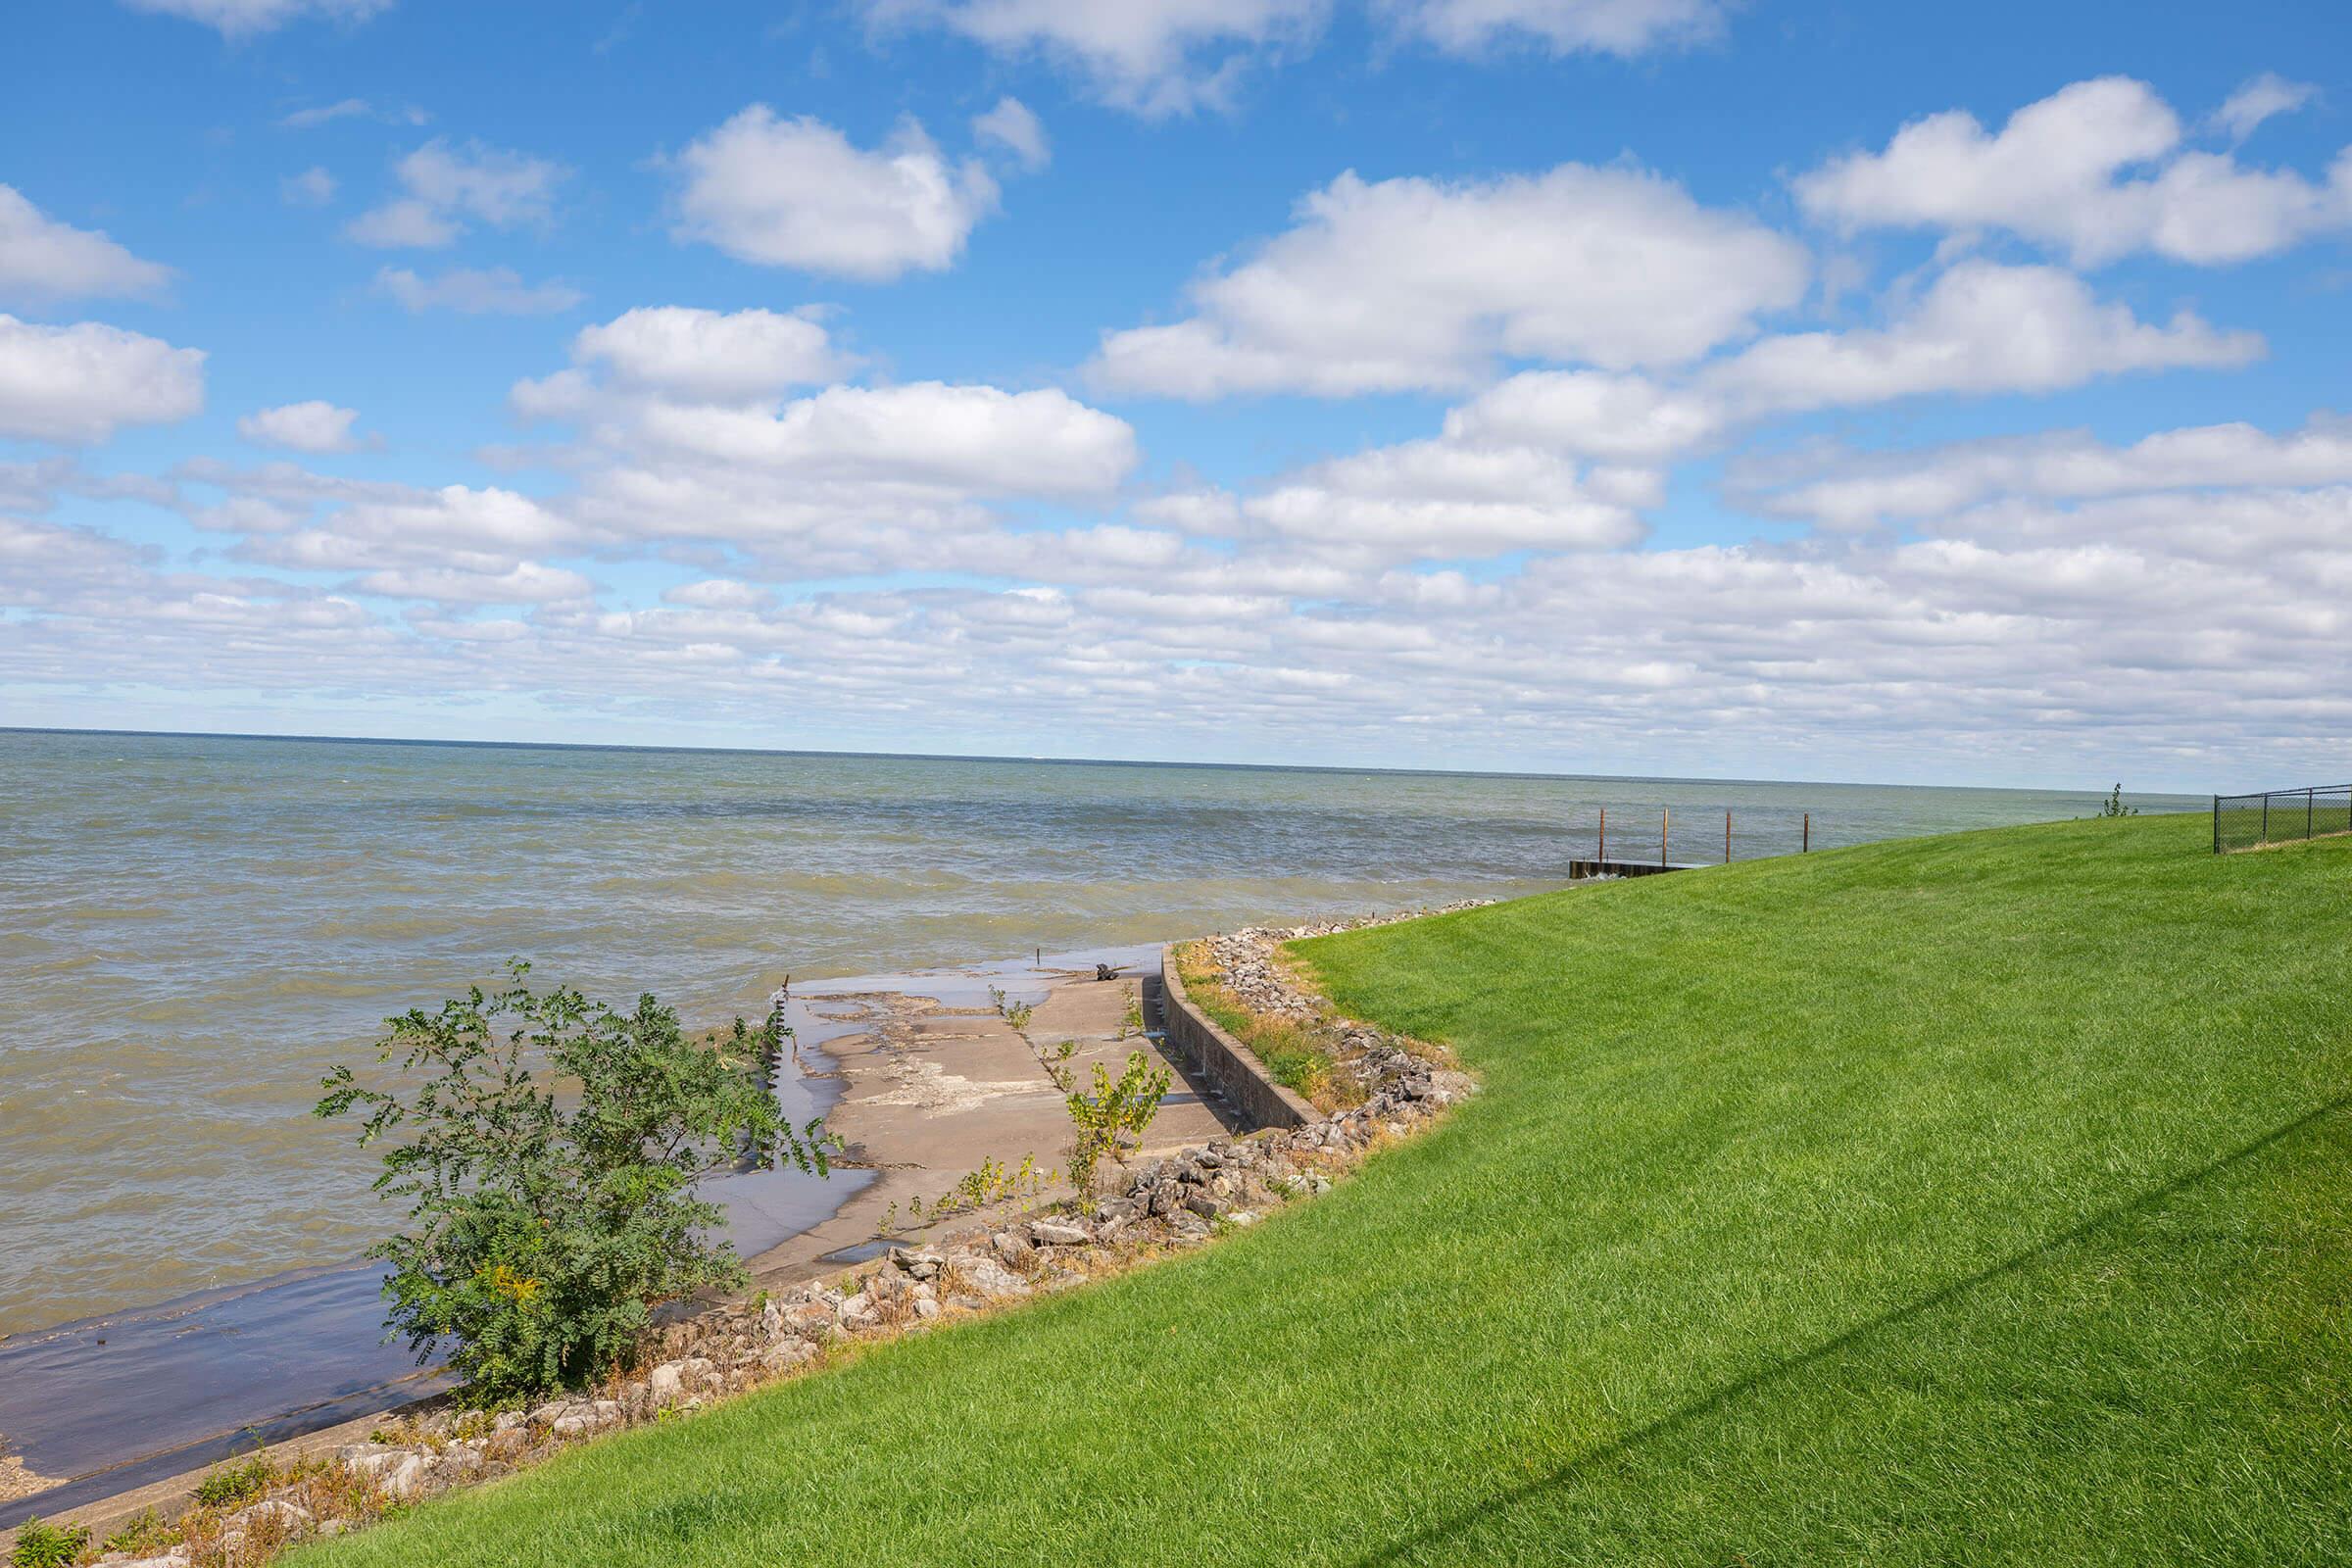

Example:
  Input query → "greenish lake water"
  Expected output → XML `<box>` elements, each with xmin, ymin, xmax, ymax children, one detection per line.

<box><xmin>0</xmin><ymin>727</ymin><xmax>2201</xmax><ymax>1336</ymax></box>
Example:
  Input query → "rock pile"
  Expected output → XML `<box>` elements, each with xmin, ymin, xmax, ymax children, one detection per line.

<box><xmin>1191</xmin><ymin>903</ymin><xmax>1488</xmax><ymax>1095</ymax></box>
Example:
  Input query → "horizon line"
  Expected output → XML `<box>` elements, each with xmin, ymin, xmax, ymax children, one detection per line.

<box><xmin>0</xmin><ymin>723</ymin><xmax>2198</xmax><ymax>800</ymax></box>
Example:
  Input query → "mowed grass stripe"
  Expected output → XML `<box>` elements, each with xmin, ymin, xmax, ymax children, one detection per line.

<box><xmin>300</xmin><ymin>813</ymin><xmax>2351</xmax><ymax>1566</ymax></box>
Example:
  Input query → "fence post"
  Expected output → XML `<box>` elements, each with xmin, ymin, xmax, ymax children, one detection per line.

<box><xmin>2262</xmin><ymin>794</ymin><xmax>2270</xmax><ymax>845</ymax></box>
<box><xmin>1661</xmin><ymin>808</ymin><xmax>1670</xmax><ymax>868</ymax></box>
<box><xmin>1725</xmin><ymin>809</ymin><xmax>1732</xmax><ymax>864</ymax></box>
<box><xmin>1803</xmin><ymin>811</ymin><xmax>1810</xmax><ymax>853</ymax></box>
<box><xmin>1598</xmin><ymin>806</ymin><xmax>1606</xmax><ymax>863</ymax></box>
<box><xmin>2212</xmin><ymin>796</ymin><xmax>2219</xmax><ymax>855</ymax></box>
<box><xmin>2308</xmin><ymin>789</ymin><xmax>2315</xmax><ymax>841</ymax></box>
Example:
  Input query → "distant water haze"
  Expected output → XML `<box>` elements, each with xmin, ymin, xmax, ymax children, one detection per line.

<box><xmin>0</xmin><ymin>728</ymin><xmax>2202</xmax><ymax>1336</ymax></box>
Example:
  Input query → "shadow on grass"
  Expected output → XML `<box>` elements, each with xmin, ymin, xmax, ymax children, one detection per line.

<box><xmin>1348</xmin><ymin>1092</ymin><xmax>2352</xmax><ymax>1567</ymax></box>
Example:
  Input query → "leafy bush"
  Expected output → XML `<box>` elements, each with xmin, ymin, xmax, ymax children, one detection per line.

<box><xmin>1065</xmin><ymin>1051</ymin><xmax>1173</xmax><ymax>1192</ymax></box>
<box><xmin>8</xmin><ymin>1518</ymin><xmax>87</xmax><ymax>1568</ymax></box>
<box><xmin>318</xmin><ymin>963</ymin><xmax>830</xmax><ymax>1402</ymax></box>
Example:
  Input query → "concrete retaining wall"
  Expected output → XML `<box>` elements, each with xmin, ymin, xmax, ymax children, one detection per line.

<box><xmin>1155</xmin><ymin>945</ymin><xmax>1318</xmax><ymax>1132</ymax></box>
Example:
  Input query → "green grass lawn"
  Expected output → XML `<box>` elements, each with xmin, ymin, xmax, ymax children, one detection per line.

<box><xmin>300</xmin><ymin>813</ymin><xmax>2351</xmax><ymax>1566</ymax></box>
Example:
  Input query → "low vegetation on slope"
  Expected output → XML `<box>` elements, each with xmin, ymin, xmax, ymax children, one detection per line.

<box><xmin>300</xmin><ymin>814</ymin><xmax>2350</xmax><ymax>1566</ymax></box>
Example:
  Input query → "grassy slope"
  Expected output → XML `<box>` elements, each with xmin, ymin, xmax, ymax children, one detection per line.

<box><xmin>301</xmin><ymin>815</ymin><xmax>2351</xmax><ymax>1566</ymax></box>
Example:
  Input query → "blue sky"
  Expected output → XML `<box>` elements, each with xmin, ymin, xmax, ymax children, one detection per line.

<box><xmin>3</xmin><ymin>0</ymin><xmax>2349</xmax><ymax>790</ymax></box>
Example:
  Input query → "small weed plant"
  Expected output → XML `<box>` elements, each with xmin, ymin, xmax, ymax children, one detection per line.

<box><xmin>193</xmin><ymin>1453</ymin><xmax>273</xmax><ymax>1508</ymax></box>
<box><xmin>988</xmin><ymin>984</ymin><xmax>1038</xmax><ymax>1031</ymax></box>
<box><xmin>100</xmin><ymin>1509</ymin><xmax>172</xmax><ymax>1557</ymax></box>
<box><xmin>8</xmin><ymin>1519</ymin><xmax>88</xmax><ymax>1568</ymax></box>
<box><xmin>1065</xmin><ymin>1051</ymin><xmax>1173</xmax><ymax>1191</ymax></box>
<box><xmin>2098</xmin><ymin>783</ymin><xmax>2138</xmax><ymax>817</ymax></box>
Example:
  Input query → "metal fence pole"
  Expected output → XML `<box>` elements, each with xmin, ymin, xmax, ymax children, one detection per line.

<box><xmin>1661</xmin><ymin>808</ymin><xmax>1669</xmax><ymax>868</ymax></box>
<box><xmin>2308</xmin><ymin>789</ymin><xmax>2315</xmax><ymax>841</ymax></box>
<box><xmin>2212</xmin><ymin>796</ymin><xmax>2219</xmax><ymax>855</ymax></box>
<box><xmin>2263</xmin><ymin>794</ymin><xmax>2270</xmax><ymax>845</ymax></box>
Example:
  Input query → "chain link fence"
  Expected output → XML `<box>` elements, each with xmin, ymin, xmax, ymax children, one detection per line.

<box><xmin>2213</xmin><ymin>784</ymin><xmax>2352</xmax><ymax>853</ymax></box>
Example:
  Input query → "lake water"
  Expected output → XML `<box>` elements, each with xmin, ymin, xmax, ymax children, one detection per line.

<box><xmin>0</xmin><ymin>727</ymin><xmax>2204</xmax><ymax>1339</ymax></box>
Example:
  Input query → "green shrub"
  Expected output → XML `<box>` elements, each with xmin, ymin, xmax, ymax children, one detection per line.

<box><xmin>318</xmin><ymin>963</ymin><xmax>831</xmax><ymax>1403</ymax></box>
<box><xmin>8</xmin><ymin>1517</ymin><xmax>88</xmax><ymax>1568</ymax></box>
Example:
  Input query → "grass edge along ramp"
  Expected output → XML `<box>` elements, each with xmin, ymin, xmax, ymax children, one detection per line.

<box><xmin>301</xmin><ymin>814</ymin><xmax>2350</xmax><ymax>1567</ymax></box>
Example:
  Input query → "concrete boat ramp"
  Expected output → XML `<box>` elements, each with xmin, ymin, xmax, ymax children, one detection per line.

<box><xmin>740</xmin><ymin>942</ymin><xmax>1236</xmax><ymax>1288</ymax></box>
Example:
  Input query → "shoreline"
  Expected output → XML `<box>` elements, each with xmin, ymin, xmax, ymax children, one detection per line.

<box><xmin>4</xmin><ymin>905</ymin><xmax>1473</xmax><ymax>1561</ymax></box>
<box><xmin>0</xmin><ymin>939</ymin><xmax>1200</xmax><ymax>1528</ymax></box>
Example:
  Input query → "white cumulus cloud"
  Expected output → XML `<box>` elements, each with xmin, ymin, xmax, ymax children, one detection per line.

<box><xmin>569</xmin><ymin>307</ymin><xmax>847</xmax><ymax>401</ymax></box>
<box><xmin>1740</xmin><ymin>415</ymin><xmax>2352</xmax><ymax>529</ymax></box>
<box><xmin>2210</xmin><ymin>73</ymin><xmax>2319</xmax><ymax>144</ymax></box>
<box><xmin>347</xmin><ymin>138</ymin><xmax>566</xmax><ymax>249</ymax></box>
<box><xmin>0</xmin><ymin>315</ymin><xmax>205</xmax><ymax>444</ymax></box>
<box><xmin>1442</xmin><ymin>370</ymin><xmax>1726</xmax><ymax>461</ymax></box>
<box><xmin>238</xmin><ymin>401</ymin><xmax>364</xmax><ymax>454</ymax></box>
<box><xmin>1794</xmin><ymin>75</ymin><xmax>2352</xmax><ymax>267</ymax></box>
<box><xmin>669</xmin><ymin>108</ymin><xmax>1001</xmax><ymax>280</ymax></box>
<box><xmin>1705</xmin><ymin>261</ymin><xmax>2262</xmax><ymax>414</ymax></box>
<box><xmin>1239</xmin><ymin>437</ymin><xmax>1651</xmax><ymax>558</ymax></box>
<box><xmin>0</xmin><ymin>185</ymin><xmax>173</xmax><ymax>303</ymax></box>
<box><xmin>1093</xmin><ymin>164</ymin><xmax>1809</xmax><ymax>397</ymax></box>
<box><xmin>972</xmin><ymin>96</ymin><xmax>1051</xmax><ymax>171</ymax></box>
<box><xmin>866</xmin><ymin>0</ymin><xmax>1327</xmax><ymax>118</ymax></box>
<box><xmin>627</xmin><ymin>381</ymin><xmax>1136</xmax><ymax>497</ymax></box>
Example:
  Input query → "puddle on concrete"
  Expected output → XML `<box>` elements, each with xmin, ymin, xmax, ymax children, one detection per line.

<box><xmin>811</xmin><ymin>1239</ymin><xmax>898</xmax><ymax>1267</ymax></box>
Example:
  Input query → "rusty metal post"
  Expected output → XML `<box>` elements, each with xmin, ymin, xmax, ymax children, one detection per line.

<box><xmin>1598</xmin><ymin>805</ymin><xmax>1606</xmax><ymax>863</ymax></box>
<box><xmin>1803</xmin><ymin>811</ymin><xmax>1810</xmax><ymax>853</ymax></box>
<box><xmin>1725</xmin><ymin>809</ymin><xmax>1732</xmax><ymax>864</ymax></box>
<box><xmin>1661</xmin><ymin>807</ymin><xmax>1670</xmax><ymax>867</ymax></box>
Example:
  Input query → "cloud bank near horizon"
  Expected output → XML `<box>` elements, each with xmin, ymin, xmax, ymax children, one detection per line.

<box><xmin>5</xmin><ymin>33</ymin><xmax>2349</xmax><ymax>790</ymax></box>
